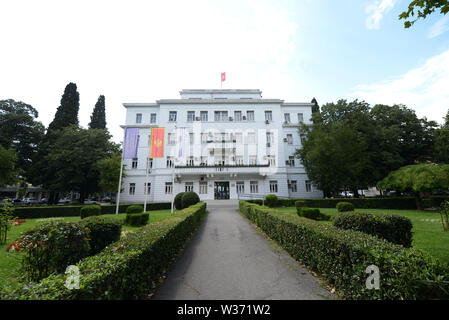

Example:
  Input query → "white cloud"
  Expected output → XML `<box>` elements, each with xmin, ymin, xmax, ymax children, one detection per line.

<box><xmin>0</xmin><ymin>0</ymin><xmax>299</xmax><ymax>142</ymax></box>
<box><xmin>365</xmin><ymin>0</ymin><xmax>397</xmax><ymax>30</ymax></box>
<box><xmin>428</xmin><ymin>15</ymin><xmax>449</xmax><ymax>38</ymax></box>
<box><xmin>352</xmin><ymin>49</ymin><xmax>449</xmax><ymax>124</ymax></box>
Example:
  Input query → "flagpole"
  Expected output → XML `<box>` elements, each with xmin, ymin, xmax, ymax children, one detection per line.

<box><xmin>115</xmin><ymin>129</ymin><xmax>125</xmax><ymax>215</ymax></box>
<box><xmin>144</xmin><ymin>156</ymin><xmax>150</xmax><ymax>212</ymax></box>
<box><xmin>171</xmin><ymin>124</ymin><xmax>177</xmax><ymax>214</ymax></box>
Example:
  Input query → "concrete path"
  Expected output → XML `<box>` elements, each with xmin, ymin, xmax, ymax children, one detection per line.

<box><xmin>153</xmin><ymin>200</ymin><xmax>333</xmax><ymax>300</ymax></box>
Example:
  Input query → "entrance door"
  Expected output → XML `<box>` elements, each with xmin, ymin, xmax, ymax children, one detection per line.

<box><xmin>214</xmin><ymin>182</ymin><xmax>230</xmax><ymax>200</ymax></box>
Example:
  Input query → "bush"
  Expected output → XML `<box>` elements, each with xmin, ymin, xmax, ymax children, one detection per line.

<box><xmin>245</xmin><ymin>199</ymin><xmax>263</xmax><ymax>205</ymax></box>
<box><xmin>174</xmin><ymin>192</ymin><xmax>185</xmax><ymax>210</ymax></box>
<box><xmin>298</xmin><ymin>207</ymin><xmax>320</xmax><ymax>220</ymax></box>
<box><xmin>181</xmin><ymin>191</ymin><xmax>200</xmax><ymax>209</ymax></box>
<box><xmin>78</xmin><ymin>216</ymin><xmax>122</xmax><ymax>255</ymax></box>
<box><xmin>80</xmin><ymin>205</ymin><xmax>101</xmax><ymax>219</ymax></box>
<box><xmin>264</xmin><ymin>194</ymin><xmax>278</xmax><ymax>208</ymax></box>
<box><xmin>333</xmin><ymin>211</ymin><xmax>413</xmax><ymax>247</ymax></box>
<box><xmin>239</xmin><ymin>201</ymin><xmax>449</xmax><ymax>300</ymax></box>
<box><xmin>126</xmin><ymin>205</ymin><xmax>144</xmax><ymax>214</ymax></box>
<box><xmin>6</xmin><ymin>202</ymin><xmax>207</xmax><ymax>300</ymax></box>
<box><xmin>125</xmin><ymin>213</ymin><xmax>149</xmax><ymax>227</ymax></box>
<box><xmin>16</xmin><ymin>222</ymin><xmax>90</xmax><ymax>282</ymax></box>
<box><xmin>336</xmin><ymin>202</ymin><xmax>355</xmax><ymax>212</ymax></box>
<box><xmin>278</xmin><ymin>199</ymin><xmax>293</xmax><ymax>207</ymax></box>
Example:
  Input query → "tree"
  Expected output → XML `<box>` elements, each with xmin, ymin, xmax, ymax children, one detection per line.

<box><xmin>377</xmin><ymin>163</ymin><xmax>449</xmax><ymax>210</ymax></box>
<box><xmin>311</xmin><ymin>97</ymin><xmax>320</xmax><ymax>114</ymax></box>
<box><xmin>432</xmin><ymin>109</ymin><xmax>449</xmax><ymax>164</ymax></box>
<box><xmin>0</xmin><ymin>145</ymin><xmax>18</xmax><ymax>187</ymax></box>
<box><xmin>89</xmin><ymin>95</ymin><xmax>106</xmax><ymax>129</ymax></box>
<box><xmin>0</xmin><ymin>99</ymin><xmax>45</xmax><ymax>180</ymax></box>
<box><xmin>399</xmin><ymin>0</ymin><xmax>449</xmax><ymax>28</ymax></box>
<box><xmin>95</xmin><ymin>154</ymin><xmax>124</xmax><ymax>194</ymax></box>
<box><xmin>44</xmin><ymin>127</ymin><xmax>119</xmax><ymax>204</ymax></box>
<box><xmin>47</xmin><ymin>83</ymin><xmax>80</xmax><ymax>133</ymax></box>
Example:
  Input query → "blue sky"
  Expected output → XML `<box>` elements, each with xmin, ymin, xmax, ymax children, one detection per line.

<box><xmin>0</xmin><ymin>0</ymin><xmax>448</xmax><ymax>142</ymax></box>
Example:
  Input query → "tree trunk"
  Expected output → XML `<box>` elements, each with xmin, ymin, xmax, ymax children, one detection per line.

<box><xmin>414</xmin><ymin>192</ymin><xmax>422</xmax><ymax>210</ymax></box>
<box><xmin>352</xmin><ymin>189</ymin><xmax>360</xmax><ymax>198</ymax></box>
<box><xmin>79</xmin><ymin>190</ymin><xmax>86</xmax><ymax>204</ymax></box>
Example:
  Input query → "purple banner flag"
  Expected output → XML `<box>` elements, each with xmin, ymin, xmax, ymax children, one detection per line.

<box><xmin>123</xmin><ymin>127</ymin><xmax>139</xmax><ymax>159</ymax></box>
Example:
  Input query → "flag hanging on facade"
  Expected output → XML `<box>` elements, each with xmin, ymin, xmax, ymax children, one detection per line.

<box><xmin>221</xmin><ymin>72</ymin><xmax>226</xmax><ymax>82</ymax></box>
<box><xmin>150</xmin><ymin>127</ymin><xmax>165</xmax><ymax>158</ymax></box>
<box><xmin>176</xmin><ymin>127</ymin><xmax>188</xmax><ymax>163</ymax></box>
<box><xmin>123</xmin><ymin>127</ymin><xmax>139</xmax><ymax>159</ymax></box>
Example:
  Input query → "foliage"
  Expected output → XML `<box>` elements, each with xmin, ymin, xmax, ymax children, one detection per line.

<box><xmin>96</xmin><ymin>154</ymin><xmax>124</xmax><ymax>193</ymax></box>
<box><xmin>126</xmin><ymin>205</ymin><xmax>143</xmax><ymax>214</ymax></box>
<box><xmin>181</xmin><ymin>191</ymin><xmax>200</xmax><ymax>209</ymax></box>
<box><xmin>78</xmin><ymin>216</ymin><xmax>122</xmax><ymax>255</ymax></box>
<box><xmin>378</xmin><ymin>164</ymin><xmax>449</xmax><ymax>210</ymax></box>
<box><xmin>16</xmin><ymin>221</ymin><xmax>90</xmax><ymax>282</ymax></box>
<box><xmin>0</xmin><ymin>200</ymin><xmax>14</xmax><ymax>244</ymax></box>
<box><xmin>0</xmin><ymin>99</ymin><xmax>45</xmax><ymax>180</ymax></box>
<box><xmin>440</xmin><ymin>201</ymin><xmax>449</xmax><ymax>232</ymax></box>
<box><xmin>125</xmin><ymin>213</ymin><xmax>149</xmax><ymax>227</ymax></box>
<box><xmin>0</xmin><ymin>145</ymin><xmax>18</xmax><ymax>187</ymax></box>
<box><xmin>174</xmin><ymin>192</ymin><xmax>185</xmax><ymax>210</ymax></box>
<box><xmin>47</xmin><ymin>83</ymin><xmax>80</xmax><ymax>132</ymax></box>
<box><xmin>80</xmin><ymin>205</ymin><xmax>101</xmax><ymax>219</ymax></box>
<box><xmin>399</xmin><ymin>0</ymin><xmax>449</xmax><ymax>28</ymax></box>
<box><xmin>88</xmin><ymin>95</ymin><xmax>106</xmax><ymax>129</ymax></box>
<box><xmin>239</xmin><ymin>201</ymin><xmax>449</xmax><ymax>299</ymax></box>
<box><xmin>264</xmin><ymin>194</ymin><xmax>278</xmax><ymax>208</ymax></box>
<box><xmin>336</xmin><ymin>202</ymin><xmax>355</xmax><ymax>212</ymax></box>
<box><xmin>433</xmin><ymin>127</ymin><xmax>449</xmax><ymax>164</ymax></box>
<box><xmin>296</xmin><ymin>206</ymin><xmax>330</xmax><ymax>221</ymax></box>
<box><xmin>5</xmin><ymin>202</ymin><xmax>207</xmax><ymax>299</ymax></box>
<box><xmin>333</xmin><ymin>211</ymin><xmax>413</xmax><ymax>247</ymax></box>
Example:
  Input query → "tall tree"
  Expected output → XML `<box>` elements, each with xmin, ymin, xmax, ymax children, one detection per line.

<box><xmin>96</xmin><ymin>154</ymin><xmax>124</xmax><ymax>194</ymax></box>
<box><xmin>0</xmin><ymin>100</ymin><xmax>45</xmax><ymax>180</ymax></box>
<box><xmin>0</xmin><ymin>145</ymin><xmax>18</xmax><ymax>187</ymax></box>
<box><xmin>399</xmin><ymin>0</ymin><xmax>449</xmax><ymax>28</ymax></box>
<box><xmin>47</xmin><ymin>82</ymin><xmax>80</xmax><ymax>133</ymax></box>
<box><xmin>89</xmin><ymin>95</ymin><xmax>106</xmax><ymax>129</ymax></box>
<box><xmin>433</xmin><ymin>109</ymin><xmax>449</xmax><ymax>164</ymax></box>
<box><xmin>311</xmin><ymin>97</ymin><xmax>320</xmax><ymax>114</ymax></box>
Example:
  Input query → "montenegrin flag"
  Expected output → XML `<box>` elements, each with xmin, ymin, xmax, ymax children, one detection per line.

<box><xmin>150</xmin><ymin>127</ymin><xmax>165</xmax><ymax>158</ymax></box>
<box><xmin>221</xmin><ymin>72</ymin><xmax>226</xmax><ymax>82</ymax></box>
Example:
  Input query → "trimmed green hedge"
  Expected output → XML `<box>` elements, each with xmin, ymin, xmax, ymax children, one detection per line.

<box><xmin>13</xmin><ymin>202</ymin><xmax>171</xmax><ymax>219</ymax></box>
<box><xmin>174</xmin><ymin>192</ymin><xmax>185</xmax><ymax>210</ymax></box>
<box><xmin>333</xmin><ymin>212</ymin><xmax>413</xmax><ymax>248</ymax></box>
<box><xmin>4</xmin><ymin>202</ymin><xmax>207</xmax><ymax>300</ymax></box>
<box><xmin>239</xmin><ymin>201</ymin><xmax>449</xmax><ymax>300</ymax></box>
<box><xmin>126</xmin><ymin>205</ymin><xmax>144</xmax><ymax>214</ymax></box>
<box><xmin>181</xmin><ymin>192</ymin><xmax>200</xmax><ymax>209</ymax></box>
<box><xmin>78</xmin><ymin>216</ymin><xmax>122</xmax><ymax>255</ymax></box>
<box><xmin>80</xmin><ymin>205</ymin><xmax>101</xmax><ymax>219</ymax></box>
<box><xmin>265</xmin><ymin>194</ymin><xmax>278</xmax><ymax>208</ymax></box>
<box><xmin>336</xmin><ymin>202</ymin><xmax>355</xmax><ymax>212</ymax></box>
<box><xmin>125</xmin><ymin>213</ymin><xmax>149</xmax><ymax>227</ymax></box>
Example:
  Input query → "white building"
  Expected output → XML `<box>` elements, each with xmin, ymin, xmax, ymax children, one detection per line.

<box><xmin>119</xmin><ymin>89</ymin><xmax>323</xmax><ymax>202</ymax></box>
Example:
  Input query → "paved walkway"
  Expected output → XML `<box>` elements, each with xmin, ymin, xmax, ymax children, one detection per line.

<box><xmin>153</xmin><ymin>200</ymin><xmax>333</xmax><ymax>300</ymax></box>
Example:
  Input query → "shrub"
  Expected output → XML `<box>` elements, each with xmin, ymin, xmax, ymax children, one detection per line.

<box><xmin>181</xmin><ymin>191</ymin><xmax>200</xmax><ymax>209</ymax></box>
<box><xmin>6</xmin><ymin>202</ymin><xmax>207</xmax><ymax>300</ymax></box>
<box><xmin>264</xmin><ymin>194</ymin><xmax>278</xmax><ymax>208</ymax></box>
<box><xmin>78</xmin><ymin>216</ymin><xmax>122</xmax><ymax>255</ymax></box>
<box><xmin>174</xmin><ymin>192</ymin><xmax>185</xmax><ymax>210</ymax></box>
<box><xmin>239</xmin><ymin>201</ymin><xmax>449</xmax><ymax>300</ymax></box>
<box><xmin>126</xmin><ymin>205</ymin><xmax>144</xmax><ymax>214</ymax></box>
<box><xmin>0</xmin><ymin>200</ymin><xmax>14</xmax><ymax>245</ymax></box>
<box><xmin>278</xmin><ymin>199</ymin><xmax>293</xmax><ymax>207</ymax></box>
<box><xmin>16</xmin><ymin>221</ymin><xmax>90</xmax><ymax>282</ymax></box>
<box><xmin>80</xmin><ymin>205</ymin><xmax>101</xmax><ymax>219</ymax></box>
<box><xmin>125</xmin><ymin>213</ymin><xmax>149</xmax><ymax>227</ymax></box>
<box><xmin>336</xmin><ymin>202</ymin><xmax>355</xmax><ymax>212</ymax></box>
<box><xmin>298</xmin><ymin>207</ymin><xmax>331</xmax><ymax>221</ymax></box>
<box><xmin>333</xmin><ymin>211</ymin><xmax>413</xmax><ymax>247</ymax></box>
<box><xmin>245</xmin><ymin>199</ymin><xmax>263</xmax><ymax>205</ymax></box>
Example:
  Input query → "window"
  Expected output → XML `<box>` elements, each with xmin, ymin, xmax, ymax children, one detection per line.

<box><xmin>287</xmin><ymin>134</ymin><xmax>293</xmax><ymax>145</ymax></box>
<box><xmin>247</xmin><ymin>132</ymin><xmax>256</xmax><ymax>144</ymax></box>
<box><xmin>129</xmin><ymin>183</ymin><xmax>135</xmax><ymax>195</ymax></box>
<box><xmin>284</xmin><ymin>113</ymin><xmax>291</xmax><ymax>123</ymax></box>
<box><xmin>266</xmin><ymin>132</ymin><xmax>273</xmax><ymax>147</ymax></box>
<box><xmin>265</xmin><ymin>111</ymin><xmax>272</xmax><ymax>121</ymax></box>
<box><xmin>144</xmin><ymin>182</ymin><xmax>151</xmax><ymax>195</ymax></box>
<box><xmin>268</xmin><ymin>155</ymin><xmax>276</xmax><ymax>166</ymax></box>
<box><xmin>298</xmin><ymin>113</ymin><xmax>304</xmax><ymax>123</ymax></box>
<box><xmin>236</xmin><ymin>181</ymin><xmax>244</xmax><ymax>194</ymax></box>
<box><xmin>287</xmin><ymin>156</ymin><xmax>295</xmax><ymax>167</ymax></box>
<box><xmin>200</xmin><ymin>111</ymin><xmax>208</xmax><ymax>122</ymax></box>
<box><xmin>235</xmin><ymin>132</ymin><xmax>242</xmax><ymax>144</ymax></box>
<box><xmin>200</xmin><ymin>156</ymin><xmax>208</xmax><ymax>166</ymax></box>
<box><xmin>166</xmin><ymin>156</ymin><xmax>174</xmax><ymax>168</ymax></box>
<box><xmin>235</xmin><ymin>156</ymin><xmax>243</xmax><ymax>165</ymax></box>
<box><xmin>185</xmin><ymin>182</ymin><xmax>194</xmax><ymax>192</ymax></box>
<box><xmin>187</xmin><ymin>111</ymin><xmax>195</xmax><ymax>122</ymax></box>
<box><xmin>168</xmin><ymin>133</ymin><xmax>176</xmax><ymax>145</ymax></box>
<box><xmin>189</xmin><ymin>132</ymin><xmax>194</xmax><ymax>145</ymax></box>
<box><xmin>165</xmin><ymin>182</ymin><xmax>173</xmax><ymax>194</ymax></box>
<box><xmin>250</xmin><ymin>181</ymin><xmax>258</xmax><ymax>193</ymax></box>
<box><xmin>249</xmin><ymin>155</ymin><xmax>257</xmax><ymax>165</ymax></box>
<box><xmin>306</xmin><ymin>180</ymin><xmax>312</xmax><ymax>192</ymax></box>
<box><xmin>246</xmin><ymin>110</ymin><xmax>254</xmax><ymax>121</ymax></box>
<box><xmin>169</xmin><ymin>111</ymin><xmax>177</xmax><ymax>122</ymax></box>
<box><xmin>270</xmin><ymin>180</ymin><xmax>278</xmax><ymax>193</ymax></box>
<box><xmin>131</xmin><ymin>158</ymin><xmax>138</xmax><ymax>169</ymax></box>
<box><xmin>136</xmin><ymin>113</ymin><xmax>142</xmax><ymax>124</ymax></box>
<box><xmin>199</xmin><ymin>182</ymin><xmax>207</xmax><ymax>194</ymax></box>
<box><xmin>234</xmin><ymin>111</ymin><xmax>242</xmax><ymax>121</ymax></box>
<box><xmin>290</xmin><ymin>180</ymin><xmax>297</xmax><ymax>192</ymax></box>
<box><xmin>214</xmin><ymin>111</ymin><xmax>228</xmax><ymax>122</ymax></box>
<box><xmin>150</xmin><ymin>113</ymin><xmax>156</xmax><ymax>123</ymax></box>
<box><xmin>187</xmin><ymin>156</ymin><xmax>194</xmax><ymax>166</ymax></box>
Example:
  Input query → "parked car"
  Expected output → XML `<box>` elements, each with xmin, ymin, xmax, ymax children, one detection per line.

<box><xmin>58</xmin><ymin>198</ymin><xmax>72</xmax><ymax>205</ymax></box>
<box><xmin>84</xmin><ymin>199</ymin><xmax>101</xmax><ymax>205</ymax></box>
<box><xmin>12</xmin><ymin>198</ymin><xmax>23</xmax><ymax>206</ymax></box>
<box><xmin>39</xmin><ymin>198</ymin><xmax>48</xmax><ymax>204</ymax></box>
<box><xmin>23</xmin><ymin>198</ymin><xmax>39</xmax><ymax>205</ymax></box>
<box><xmin>339</xmin><ymin>191</ymin><xmax>354</xmax><ymax>198</ymax></box>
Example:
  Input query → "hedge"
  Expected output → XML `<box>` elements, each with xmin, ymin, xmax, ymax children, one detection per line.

<box><xmin>333</xmin><ymin>212</ymin><xmax>413</xmax><ymax>247</ymax></box>
<box><xmin>174</xmin><ymin>192</ymin><xmax>185</xmax><ymax>210</ymax></box>
<box><xmin>336</xmin><ymin>202</ymin><xmax>355</xmax><ymax>212</ymax></box>
<box><xmin>4</xmin><ymin>202</ymin><xmax>207</xmax><ymax>300</ymax></box>
<box><xmin>181</xmin><ymin>192</ymin><xmax>200</xmax><ymax>209</ymax></box>
<box><xmin>78</xmin><ymin>216</ymin><xmax>122</xmax><ymax>255</ymax></box>
<box><xmin>125</xmin><ymin>213</ymin><xmax>149</xmax><ymax>227</ymax></box>
<box><xmin>80</xmin><ymin>205</ymin><xmax>101</xmax><ymax>219</ymax></box>
<box><xmin>265</xmin><ymin>194</ymin><xmax>278</xmax><ymax>208</ymax></box>
<box><xmin>126</xmin><ymin>205</ymin><xmax>144</xmax><ymax>214</ymax></box>
<box><xmin>12</xmin><ymin>202</ymin><xmax>171</xmax><ymax>219</ymax></box>
<box><xmin>239</xmin><ymin>201</ymin><xmax>449</xmax><ymax>300</ymax></box>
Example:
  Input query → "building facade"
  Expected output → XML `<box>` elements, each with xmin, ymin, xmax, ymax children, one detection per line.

<box><xmin>119</xmin><ymin>89</ymin><xmax>323</xmax><ymax>203</ymax></box>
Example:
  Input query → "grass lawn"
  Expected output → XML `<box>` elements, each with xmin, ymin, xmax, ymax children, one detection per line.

<box><xmin>0</xmin><ymin>209</ymin><xmax>174</xmax><ymax>292</ymax></box>
<box><xmin>276</xmin><ymin>207</ymin><xmax>449</xmax><ymax>265</ymax></box>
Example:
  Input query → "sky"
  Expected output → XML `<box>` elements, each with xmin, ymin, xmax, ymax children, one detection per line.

<box><xmin>1</xmin><ymin>0</ymin><xmax>448</xmax><ymax>143</ymax></box>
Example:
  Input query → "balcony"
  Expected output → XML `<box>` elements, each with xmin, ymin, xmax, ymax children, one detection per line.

<box><xmin>174</xmin><ymin>164</ymin><xmax>270</xmax><ymax>177</ymax></box>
